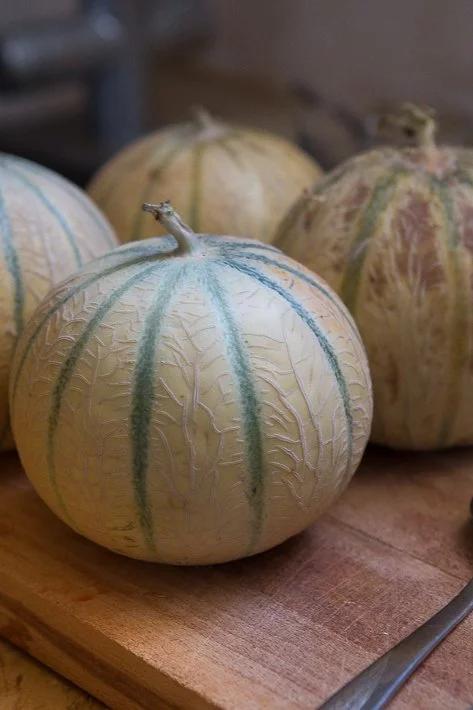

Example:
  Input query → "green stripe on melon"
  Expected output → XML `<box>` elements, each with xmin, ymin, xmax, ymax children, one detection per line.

<box><xmin>47</xmin><ymin>261</ymin><xmax>167</xmax><ymax>524</ymax></box>
<box><xmin>0</xmin><ymin>156</ymin><xmax>117</xmax><ymax>249</ymax></box>
<box><xmin>228</xmin><ymin>249</ymin><xmax>363</xmax><ymax>343</ymax></box>
<box><xmin>10</xmin><ymin>239</ymin><xmax>180</xmax><ymax>407</ymax></box>
<box><xmin>0</xmin><ymin>186</ymin><xmax>25</xmax><ymax>334</ymax></box>
<box><xmin>219</xmin><ymin>257</ymin><xmax>354</xmax><ymax>470</ymax></box>
<box><xmin>131</xmin><ymin>262</ymin><xmax>186</xmax><ymax>552</ymax></box>
<box><xmin>207</xmin><ymin>239</ymin><xmax>280</xmax><ymax>254</ymax></box>
<box><xmin>340</xmin><ymin>167</ymin><xmax>408</xmax><ymax>310</ymax></box>
<box><xmin>204</xmin><ymin>264</ymin><xmax>265</xmax><ymax>550</ymax></box>
<box><xmin>3</xmin><ymin>163</ymin><xmax>84</xmax><ymax>268</ymax></box>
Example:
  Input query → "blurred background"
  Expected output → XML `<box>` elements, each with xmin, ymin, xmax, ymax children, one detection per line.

<box><xmin>1</xmin><ymin>0</ymin><xmax>473</xmax><ymax>185</ymax></box>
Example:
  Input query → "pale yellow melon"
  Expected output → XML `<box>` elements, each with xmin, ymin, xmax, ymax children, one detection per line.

<box><xmin>10</xmin><ymin>201</ymin><xmax>372</xmax><ymax>565</ymax></box>
<box><xmin>274</xmin><ymin>103</ymin><xmax>473</xmax><ymax>450</ymax></box>
<box><xmin>87</xmin><ymin>108</ymin><xmax>322</xmax><ymax>244</ymax></box>
<box><xmin>0</xmin><ymin>154</ymin><xmax>118</xmax><ymax>450</ymax></box>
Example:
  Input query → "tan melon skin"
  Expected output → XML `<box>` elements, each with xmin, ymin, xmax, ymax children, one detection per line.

<box><xmin>274</xmin><ymin>144</ymin><xmax>473</xmax><ymax>450</ymax></box>
<box><xmin>10</xmin><ymin>228</ymin><xmax>372</xmax><ymax>565</ymax></box>
<box><xmin>0</xmin><ymin>156</ymin><xmax>118</xmax><ymax>451</ymax></box>
<box><xmin>87</xmin><ymin>114</ymin><xmax>322</xmax><ymax>244</ymax></box>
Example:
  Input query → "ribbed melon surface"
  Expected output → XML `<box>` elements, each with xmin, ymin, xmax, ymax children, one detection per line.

<box><xmin>0</xmin><ymin>154</ymin><xmax>118</xmax><ymax>450</ymax></box>
<box><xmin>275</xmin><ymin>142</ymin><xmax>473</xmax><ymax>449</ymax></box>
<box><xmin>11</xmin><ymin>228</ymin><xmax>372</xmax><ymax>565</ymax></box>
<box><xmin>87</xmin><ymin>114</ymin><xmax>322</xmax><ymax>244</ymax></box>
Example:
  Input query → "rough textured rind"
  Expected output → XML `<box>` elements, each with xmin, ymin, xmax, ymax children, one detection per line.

<box><xmin>87</xmin><ymin>119</ymin><xmax>322</xmax><ymax>244</ymax></box>
<box><xmin>274</xmin><ymin>144</ymin><xmax>473</xmax><ymax>450</ymax></box>
<box><xmin>0</xmin><ymin>154</ymin><xmax>118</xmax><ymax>451</ymax></box>
<box><xmin>10</xmin><ymin>236</ymin><xmax>372</xmax><ymax>565</ymax></box>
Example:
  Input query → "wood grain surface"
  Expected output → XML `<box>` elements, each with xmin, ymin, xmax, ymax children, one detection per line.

<box><xmin>0</xmin><ymin>448</ymin><xmax>472</xmax><ymax>710</ymax></box>
<box><xmin>0</xmin><ymin>637</ymin><xmax>105</xmax><ymax>709</ymax></box>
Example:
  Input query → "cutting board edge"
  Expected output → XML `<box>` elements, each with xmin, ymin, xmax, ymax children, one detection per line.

<box><xmin>0</xmin><ymin>581</ymin><xmax>222</xmax><ymax>710</ymax></box>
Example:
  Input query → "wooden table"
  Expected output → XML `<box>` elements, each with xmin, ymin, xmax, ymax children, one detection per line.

<box><xmin>0</xmin><ymin>447</ymin><xmax>472</xmax><ymax>710</ymax></box>
<box><xmin>0</xmin><ymin>637</ymin><xmax>105</xmax><ymax>709</ymax></box>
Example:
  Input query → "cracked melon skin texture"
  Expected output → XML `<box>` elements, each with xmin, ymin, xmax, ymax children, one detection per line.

<box><xmin>86</xmin><ymin>108</ymin><xmax>322</xmax><ymax>245</ymax></box>
<box><xmin>274</xmin><ymin>105</ymin><xmax>473</xmax><ymax>451</ymax></box>
<box><xmin>10</xmin><ymin>202</ymin><xmax>372</xmax><ymax>565</ymax></box>
<box><xmin>0</xmin><ymin>154</ymin><xmax>118</xmax><ymax>452</ymax></box>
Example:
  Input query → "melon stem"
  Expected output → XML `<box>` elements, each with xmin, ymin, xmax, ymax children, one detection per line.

<box><xmin>193</xmin><ymin>105</ymin><xmax>216</xmax><ymax>131</ymax></box>
<box><xmin>142</xmin><ymin>202</ymin><xmax>200</xmax><ymax>254</ymax></box>
<box><xmin>378</xmin><ymin>103</ymin><xmax>437</xmax><ymax>149</ymax></box>
<box><xmin>416</xmin><ymin>115</ymin><xmax>436</xmax><ymax>149</ymax></box>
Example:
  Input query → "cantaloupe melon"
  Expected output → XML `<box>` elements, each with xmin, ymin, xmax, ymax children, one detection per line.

<box><xmin>87</xmin><ymin>108</ymin><xmax>322</xmax><ymax>244</ymax></box>
<box><xmin>274</xmin><ymin>104</ymin><xmax>473</xmax><ymax>450</ymax></box>
<box><xmin>10</xmin><ymin>201</ymin><xmax>372</xmax><ymax>564</ymax></box>
<box><xmin>0</xmin><ymin>154</ymin><xmax>118</xmax><ymax>450</ymax></box>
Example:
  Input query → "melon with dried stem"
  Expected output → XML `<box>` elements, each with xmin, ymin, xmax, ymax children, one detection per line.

<box><xmin>87</xmin><ymin>107</ymin><xmax>322</xmax><ymax>244</ymax></box>
<box><xmin>10</xmin><ymin>201</ymin><xmax>372</xmax><ymax>565</ymax></box>
<box><xmin>0</xmin><ymin>154</ymin><xmax>118</xmax><ymax>451</ymax></box>
<box><xmin>274</xmin><ymin>103</ymin><xmax>473</xmax><ymax>450</ymax></box>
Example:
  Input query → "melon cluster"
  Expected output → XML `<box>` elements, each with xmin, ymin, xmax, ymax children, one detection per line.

<box><xmin>4</xmin><ymin>106</ymin><xmax>378</xmax><ymax>565</ymax></box>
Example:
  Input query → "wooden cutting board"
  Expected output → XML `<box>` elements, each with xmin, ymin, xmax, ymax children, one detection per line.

<box><xmin>0</xmin><ymin>637</ymin><xmax>105</xmax><ymax>709</ymax></box>
<box><xmin>0</xmin><ymin>448</ymin><xmax>472</xmax><ymax>710</ymax></box>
